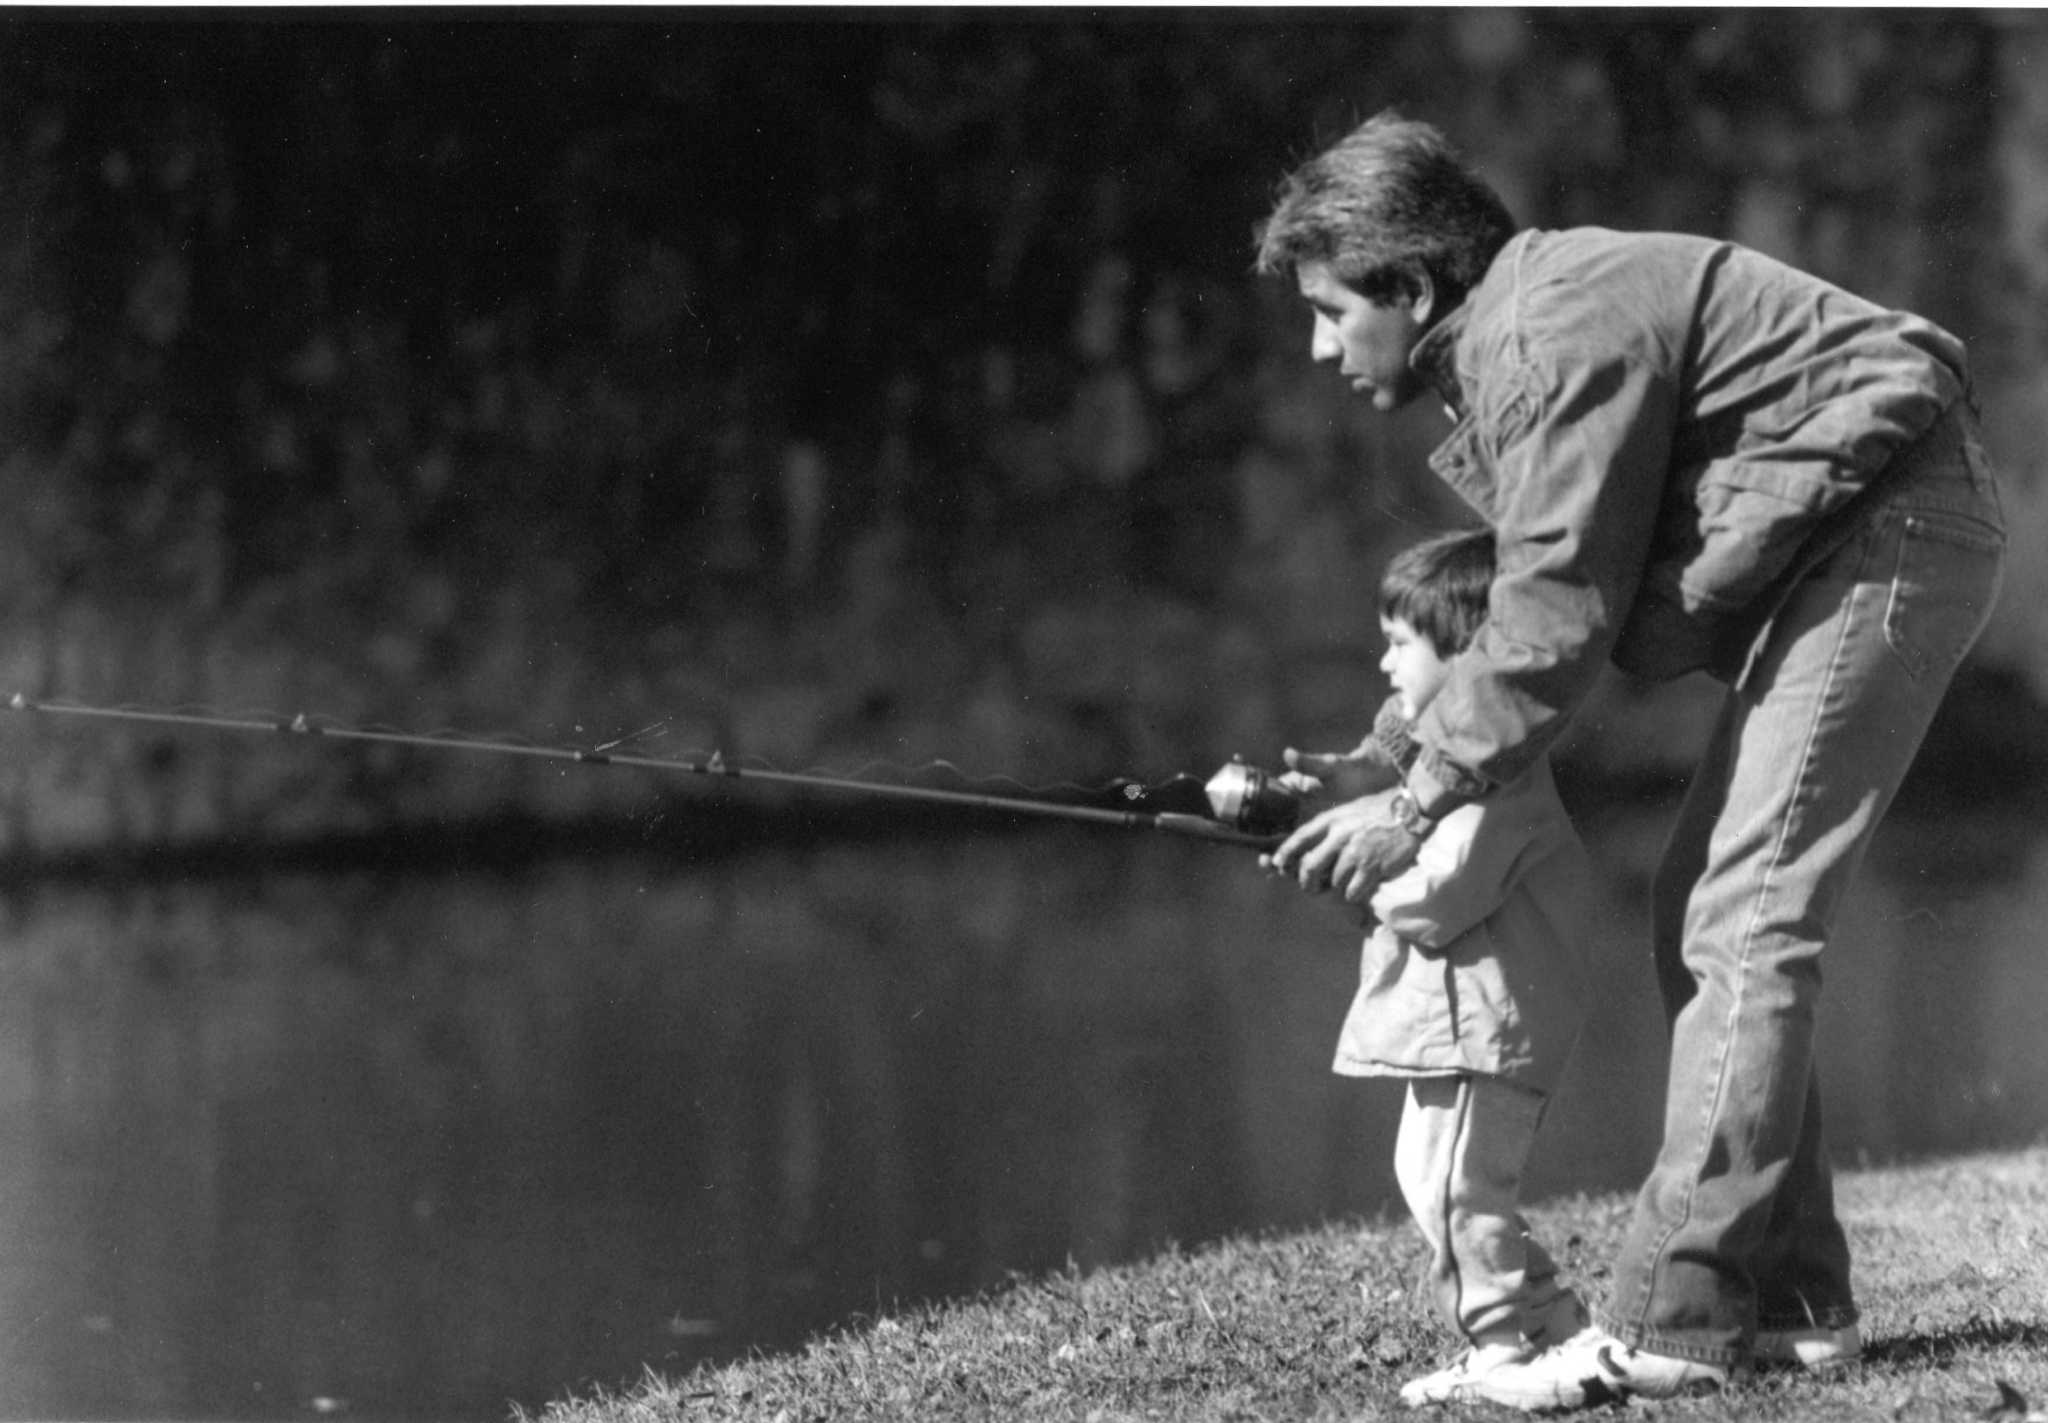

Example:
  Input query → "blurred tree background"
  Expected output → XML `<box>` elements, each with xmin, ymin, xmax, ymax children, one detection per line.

<box><xmin>0</xmin><ymin>11</ymin><xmax>2043</xmax><ymax>853</ymax></box>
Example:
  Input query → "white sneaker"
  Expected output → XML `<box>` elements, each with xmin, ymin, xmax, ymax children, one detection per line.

<box><xmin>1396</xmin><ymin>1294</ymin><xmax>1590</xmax><ymax>1408</ymax></box>
<box><xmin>1399</xmin><ymin>1340</ymin><xmax>1537</xmax><ymax>1408</ymax></box>
<box><xmin>1468</xmin><ymin>1327</ymin><xmax>1737</xmax><ymax>1412</ymax></box>
<box><xmin>1756</xmin><ymin>1322</ymin><xmax>1861</xmax><ymax>1368</ymax></box>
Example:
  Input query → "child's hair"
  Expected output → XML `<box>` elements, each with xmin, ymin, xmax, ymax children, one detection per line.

<box><xmin>1378</xmin><ymin>528</ymin><xmax>1495</xmax><ymax>657</ymax></box>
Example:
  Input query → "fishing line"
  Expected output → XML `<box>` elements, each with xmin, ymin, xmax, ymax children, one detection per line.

<box><xmin>3</xmin><ymin>692</ymin><xmax>1294</xmax><ymax>847</ymax></box>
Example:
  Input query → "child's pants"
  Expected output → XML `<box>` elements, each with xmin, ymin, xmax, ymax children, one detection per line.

<box><xmin>1394</xmin><ymin>1073</ymin><xmax>1572</xmax><ymax>1345</ymax></box>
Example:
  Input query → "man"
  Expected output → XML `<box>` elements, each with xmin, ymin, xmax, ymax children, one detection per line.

<box><xmin>1255</xmin><ymin>112</ymin><xmax>2006</xmax><ymax>1410</ymax></box>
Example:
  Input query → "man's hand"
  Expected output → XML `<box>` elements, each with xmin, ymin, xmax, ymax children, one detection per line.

<box><xmin>1259</xmin><ymin>787</ymin><xmax>1422</xmax><ymax>905</ymax></box>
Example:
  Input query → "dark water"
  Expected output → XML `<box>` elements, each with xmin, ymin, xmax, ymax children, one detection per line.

<box><xmin>0</xmin><ymin>803</ymin><xmax>2043</xmax><ymax>1422</ymax></box>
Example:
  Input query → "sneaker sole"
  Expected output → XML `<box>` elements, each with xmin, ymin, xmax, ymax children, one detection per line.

<box><xmin>1467</xmin><ymin>1372</ymin><xmax>1625</xmax><ymax>1413</ymax></box>
<box><xmin>1755</xmin><ymin>1328</ymin><xmax>1862</xmax><ymax>1370</ymax></box>
<box><xmin>1496</xmin><ymin>1353</ymin><xmax>1730</xmax><ymax>1410</ymax></box>
<box><xmin>1756</xmin><ymin>1344</ymin><xmax>1862</xmax><ymax>1369</ymax></box>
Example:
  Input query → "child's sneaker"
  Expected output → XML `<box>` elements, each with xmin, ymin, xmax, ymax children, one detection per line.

<box><xmin>1755</xmin><ymin>1322</ymin><xmax>1861</xmax><ymax>1369</ymax></box>
<box><xmin>1398</xmin><ymin>1295</ymin><xmax>1587</xmax><ymax>1409</ymax></box>
<box><xmin>1467</xmin><ymin>1326</ymin><xmax>1740</xmax><ymax>1412</ymax></box>
<box><xmin>1398</xmin><ymin>1339</ymin><xmax>1537</xmax><ymax>1408</ymax></box>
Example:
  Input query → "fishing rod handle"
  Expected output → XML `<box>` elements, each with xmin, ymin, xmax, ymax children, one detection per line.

<box><xmin>1150</xmin><ymin>812</ymin><xmax>1283</xmax><ymax>849</ymax></box>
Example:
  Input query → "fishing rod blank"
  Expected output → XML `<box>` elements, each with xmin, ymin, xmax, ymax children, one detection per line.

<box><xmin>5</xmin><ymin>693</ymin><xmax>1294</xmax><ymax>847</ymax></box>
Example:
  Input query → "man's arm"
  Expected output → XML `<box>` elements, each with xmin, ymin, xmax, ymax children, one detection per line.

<box><xmin>1274</xmin><ymin>350</ymin><xmax>1675</xmax><ymax>895</ymax></box>
<box><xmin>1411</xmin><ymin>350</ymin><xmax>1677</xmax><ymax>809</ymax></box>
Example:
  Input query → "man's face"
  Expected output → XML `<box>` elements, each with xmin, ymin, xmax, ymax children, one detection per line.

<box><xmin>1296</xmin><ymin>261</ymin><xmax>1429</xmax><ymax>413</ymax></box>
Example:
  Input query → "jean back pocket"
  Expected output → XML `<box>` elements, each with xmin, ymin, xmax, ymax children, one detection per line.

<box><xmin>1882</xmin><ymin>508</ymin><xmax>2006</xmax><ymax>681</ymax></box>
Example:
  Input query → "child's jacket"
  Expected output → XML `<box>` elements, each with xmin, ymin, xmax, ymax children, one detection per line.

<box><xmin>1332</xmin><ymin>755</ymin><xmax>1591</xmax><ymax>1094</ymax></box>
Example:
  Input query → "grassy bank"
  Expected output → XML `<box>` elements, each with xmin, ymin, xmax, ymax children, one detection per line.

<box><xmin>530</xmin><ymin>1146</ymin><xmax>2048</xmax><ymax>1422</ymax></box>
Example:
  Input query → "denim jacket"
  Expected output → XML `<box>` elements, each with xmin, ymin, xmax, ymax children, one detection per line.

<box><xmin>1333</xmin><ymin>755</ymin><xmax>1590</xmax><ymax>1093</ymax></box>
<box><xmin>1406</xmin><ymin>227</ymin><xmax>1970</xmax><ymax>798</ymax></box>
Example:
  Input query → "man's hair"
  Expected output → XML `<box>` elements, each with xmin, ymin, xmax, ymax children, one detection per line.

<box><xmin>1254</xmin><ymin>111</ymin><xmax>1516</xmax><ymax>309</ymax></box>
<box><xmin>1378</xmin><ymin>527</ymin><xmax>1494</xmax><ymax>658</ymax></box>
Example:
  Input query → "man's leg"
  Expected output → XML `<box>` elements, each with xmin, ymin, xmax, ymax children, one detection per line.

<box><xmin>1748</xmin><ymin>1078</ymin><xmax>1855</xmax><ymax>1345</ymax></box>
<box><xmin>1602</xmin><ymin>469</ymin><xmax>2005</xmax><ymax>1367</ymax></box>
<box><xmin>1645</xmin><ymin>699</ymin><xmax>1856</xmax><ymax>1350</ymax></box>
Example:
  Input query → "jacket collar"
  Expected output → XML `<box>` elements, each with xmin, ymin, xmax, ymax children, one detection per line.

<box><xmin>1410</xmin><ymin>301</ymin><xmax>1471</xmax><ymax>419</ymax></box>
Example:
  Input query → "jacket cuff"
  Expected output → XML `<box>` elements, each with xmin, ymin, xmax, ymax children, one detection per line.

<box><xmin>1413</xmin><ymin>745</ymin><xmax>1495</xmax><ymax>808</ymax></box>
<box><xmin>1371</xmin><ymin>694</ymin><xmax>1421</xmax><ymax>775</ymax></box>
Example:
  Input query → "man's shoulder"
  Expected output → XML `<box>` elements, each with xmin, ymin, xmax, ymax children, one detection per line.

<box><xmin>1505</xmin><ymin>227</ymin><xmax>1860</xmax><ymax>316</ymax></box>
<box><xmin>1461</xmin><ymin>227</ymin><xmax>1729</xmax><ymax>371</ymax></box>
<box><xmin>1515</xmin><ymin>225</ymin><xmax>1725</xmax><ymax>272</ymax></box>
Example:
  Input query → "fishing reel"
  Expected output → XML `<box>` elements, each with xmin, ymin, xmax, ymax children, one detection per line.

<box><xmin>1203</xmin><ymin>757</ymin><xmax>1304</xmax><ymax>840</ymax></box>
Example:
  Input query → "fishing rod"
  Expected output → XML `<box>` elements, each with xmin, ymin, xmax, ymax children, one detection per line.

<box><xmin>4</xmin><ymin>692</ymin><xmax>1304</xmax><ymax>848</ymax></box>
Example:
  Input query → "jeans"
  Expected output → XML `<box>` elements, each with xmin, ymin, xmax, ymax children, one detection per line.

<box><xmin>1395</xmin><ymin>1074</ymin><xmax>1577</xmax><ymax>1345</ymax></box>
<box><xmin>1599</xmin><ymin>401</ymin><xmax>2007</xmax><ymax>1366</ymax></box>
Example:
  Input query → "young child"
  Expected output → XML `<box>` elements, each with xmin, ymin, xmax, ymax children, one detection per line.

<box><xmin>1286</xmin><ymin>528</ymin><xmax>1595</xmax><ymax>1409</ymax></box>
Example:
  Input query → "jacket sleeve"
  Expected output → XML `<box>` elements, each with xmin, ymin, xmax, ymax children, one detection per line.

<box><xmin>1414</xmin><ymin>350</ymin><xmax>1676</xmax><ymax>796</ymax></box>
<box><xmin>1370</xmin><ymin>692</ymin><xmax>1420</xmax><ymax>775</ymax></box>
<box><xmin>1369</xmin><ymin>801</ymin><xmax>1544</xmax><ymax>952</ymax></box>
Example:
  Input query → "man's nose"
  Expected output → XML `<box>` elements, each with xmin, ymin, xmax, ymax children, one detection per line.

<box><xmin>1310</xmin><ymin>319</ymin><xmax>1340</xmax><ymax>363</ymax></box>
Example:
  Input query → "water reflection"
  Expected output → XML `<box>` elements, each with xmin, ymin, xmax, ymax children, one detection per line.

<box><xmin>0</xmin><ymin>807</ymin><xmax>2042</xmax><ymax>1421</ymax></box>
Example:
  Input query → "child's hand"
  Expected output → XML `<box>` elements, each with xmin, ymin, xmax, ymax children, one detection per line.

<box><xmin>1274</xmin><ymin>764</ymin><xmax>1325</xmax><ymax>797</ymax></box>
<box><xmin>1279</xmin><ymin>743</ymin><xmax>1401</xmax><ymax>805</ymax></box>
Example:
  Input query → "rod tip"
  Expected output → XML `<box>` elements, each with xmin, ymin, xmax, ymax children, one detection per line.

<box><xmin>8</xmin><ymin>692</ymin><xmax>24</xmax><ymax>711</ymax></box>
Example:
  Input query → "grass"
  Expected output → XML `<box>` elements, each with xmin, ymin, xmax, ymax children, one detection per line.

<box><xmin>528</xmin><ymin>1146</ymin><xmax>2048</xmax><ymax>1422</ymax></box>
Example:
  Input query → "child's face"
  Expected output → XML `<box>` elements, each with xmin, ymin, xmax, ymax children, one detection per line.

<box><xmin>1379</xmin><ymin>615</ymin><xmax>1453</xmax><ymax>720</ymax></box>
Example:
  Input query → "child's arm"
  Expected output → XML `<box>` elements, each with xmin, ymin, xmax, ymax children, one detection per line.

<box><xmin>1274</xmin><ymin>694</ymin><xmax>1413</xmax><ymax>802</ymax></box>
<box><xmin>1276</xmin><ymin>742</ymin><xmax>1401</xmax><ymax>802</ymax></box>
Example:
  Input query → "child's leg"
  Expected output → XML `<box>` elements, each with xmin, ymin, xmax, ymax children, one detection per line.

<box><xmin>1394</xmin><ymin>1074</ymin><xmax>1576</xmax><ymax>1344</ymax></box>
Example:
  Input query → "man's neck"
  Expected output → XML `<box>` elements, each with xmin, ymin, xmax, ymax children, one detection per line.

<box><xmin>1409</xmin><ymin>302</ymin><xmax>1470</xmax><ymax>419</ymax></box>
<box><xmin>1409</xmin><ymin>236</ymin><xmax>1523</xmax><ymax>420</ymax></box>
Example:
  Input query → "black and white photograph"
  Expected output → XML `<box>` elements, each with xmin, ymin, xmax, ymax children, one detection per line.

<box><xmin>0</xmin><ymin>10</ymin><xmax>2043</xmax><ymax>1421</ymax></box>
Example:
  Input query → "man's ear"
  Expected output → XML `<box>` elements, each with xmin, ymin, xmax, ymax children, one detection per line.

<box><xmin>1409</xmin><ymin>266</ymin><xmax>1438</xmax><ymax>326</ymax></box>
